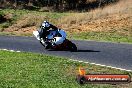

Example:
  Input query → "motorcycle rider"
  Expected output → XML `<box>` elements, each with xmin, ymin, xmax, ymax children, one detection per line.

<box><xmin>38</xmin><ymin>21</ymin><xmax>66</xmax><ymax>49</ymax></box>
<box><xmin>39</xmin><ymin>21</ymin><xmax>57</xmax><ymax>38</ymax></box>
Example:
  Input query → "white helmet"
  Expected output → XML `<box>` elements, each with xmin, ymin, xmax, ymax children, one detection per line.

<box><xmin>41</xmin><ymin>21</ymin><xmax>50</xmax><ymax>29</ymax></box>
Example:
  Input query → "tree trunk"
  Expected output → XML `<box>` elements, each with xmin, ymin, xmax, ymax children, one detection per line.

<box><xmin>28</xmin><ymin>0</ymin><xmax>33</xmax><ymax>6</ymax></box>
<box><xmin>3</xmin><ymin>0</ymin><xmax>6</xmax><ymax>3</ymax></box>
<box><xmin>14</xmin><ymin>0</ymin><xmax>17</xmax><ymax>8</ymax></box>
<box><xmin>98</xmin><ymin>0</ymin><xmax>102</xmax><ymax>8</ymax></box>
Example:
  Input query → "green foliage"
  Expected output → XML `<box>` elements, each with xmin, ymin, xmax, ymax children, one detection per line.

<box><xmin>0</xmin><ymin>11</ymin><xmax>5</xmax><ymax>23</ymax></box>
<box><xmin>0</xmin><ymin>11</ymin><xmax>4</xmax><ymax>17</ymax></box>
<box><xmin>0</xmin><ymin>9</ymin><xmax>68</xmax><ymax>30</ymax></box>
<box><xmin>0</xmin><ymin>10</ymin><xmax>14</xmax><ymax>29</ymax></box>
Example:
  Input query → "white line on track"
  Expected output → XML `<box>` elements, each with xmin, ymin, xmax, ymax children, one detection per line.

<box><xmin>69</xmin><ymin>59</ymin><xmax>132</xmax><ymax>72</ymax></box>
<box><xmin>0</xmin><ymin>48</ymin><xmax>21</xmax><ymax>53</ymax></box>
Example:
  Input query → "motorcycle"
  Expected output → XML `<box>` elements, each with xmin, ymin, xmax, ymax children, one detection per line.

<box><xmin>33</xmin><ymin>29</ymin><xmax>77</xmax><ymax>52</ymax></box>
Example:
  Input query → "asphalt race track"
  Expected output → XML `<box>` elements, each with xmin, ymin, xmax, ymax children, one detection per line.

<box><xmin>0</xmin><ymin>35</ymin><xmax>132</xmax><ymax>71</ymax></box>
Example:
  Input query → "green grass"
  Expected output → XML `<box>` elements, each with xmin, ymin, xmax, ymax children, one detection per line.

<box><xmin>68</xmin><ymin>31</ymin><xmax>132</xmax><ymax>44</ymax></box>
<box><xmin>0</xmin><ymin>32</ymin><xmax>21</xmax><ymax>36</ymax></box>
<box><xmin>0</xmin><ymin>9</ymin><xmax>68</xmax><ymax>32</ymax></box>
<box><xmin>0</xmin><ymin>9</ymin><xmax>68</xmax><ymax>24</ymax></box>
<box><xmin>0</xmin><ymin>50</ymin><xmax>132</xmax><ymax>88</ymax></box>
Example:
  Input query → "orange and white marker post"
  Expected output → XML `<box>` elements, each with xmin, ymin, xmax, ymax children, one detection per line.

<box><xmin>77</xmin><ymin>67</ymin><xmax>131</xmax><ymax>84</ymax></box>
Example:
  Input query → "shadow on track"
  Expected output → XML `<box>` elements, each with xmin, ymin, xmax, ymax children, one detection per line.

<box><xmin>48</xmin><ymin>49</ymin><xmax>100</xmax><ymax>52</ymax></box>
<box><xmin>77</xmin><ymin>50</ymin><xmax>100</xmax><ymax>52</ymax></box>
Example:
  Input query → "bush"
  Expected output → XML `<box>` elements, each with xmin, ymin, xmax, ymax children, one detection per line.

<box><xmin>0</xmin><ymin>11</ymin><xmax>6</xmax><ymax>23</ymax></box>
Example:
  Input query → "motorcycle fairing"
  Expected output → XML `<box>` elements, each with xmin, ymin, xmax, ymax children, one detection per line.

<box><xmin>33</xmin><ymin>29</ymin><xmax>67</xmax><ymax>45</ymax></box>
<box><xmin>33</xmin><ymin>31</ymin><xmax>40</xmax><ymax>40</ymax></box>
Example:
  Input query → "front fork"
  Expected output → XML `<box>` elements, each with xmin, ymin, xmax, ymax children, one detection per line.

<box><xmin>40</xmin><ymin>38</ymin><xmax>54</xmax><ymax>49</ymax></box>
<box><xmin>40</xmin><ymin>38</ymin><xmax>47</xmax><ymax>47</ymax></box>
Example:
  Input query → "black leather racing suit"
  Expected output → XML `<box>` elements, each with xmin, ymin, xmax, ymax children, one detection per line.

<box><xmin>38</xmin><ymin>24</ymin><xmax>58</xmax><ymax>39</ymax></box>
<box><xmin>38</xmin><ymin>24</ymin><xmax>61</xmax><ymax>49</ymax></box>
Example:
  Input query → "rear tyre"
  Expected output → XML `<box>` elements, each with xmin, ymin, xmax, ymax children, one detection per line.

<box><xmin>70</xmin><ymin>43</ymin><xmax>77</xmax><ymax>52</ymax></box>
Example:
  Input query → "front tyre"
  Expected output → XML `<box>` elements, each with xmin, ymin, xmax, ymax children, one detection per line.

<box><xmin>40</xmin><ymin>41</ymin><xmax>46</xmax><ymax>48</ymax></box>
<box><xmin>39</xmin><ymin>39</ymin><xmax>47</xmax><ymax>49</ymax></box>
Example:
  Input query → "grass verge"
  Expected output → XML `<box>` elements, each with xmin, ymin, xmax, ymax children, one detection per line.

<box><xmin>0</xmin><ymin>9</ymin><xmax>68</xmax><ymax>29</ymax></box>
<box><xmin>0</xmin><ymin>50</ymin><xmax>132</xmax><ymax>88</ymax></box>
<box><xmin>68</xmin><ymin>31</ymin><xmax>132</xmax><ymax>43</ymax></box>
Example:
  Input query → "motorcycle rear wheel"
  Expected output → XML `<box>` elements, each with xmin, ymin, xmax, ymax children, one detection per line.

<box><xmin>69</xmin><ymin>43</ymin><xmax>77</xmax><ymax>52</ymax></box>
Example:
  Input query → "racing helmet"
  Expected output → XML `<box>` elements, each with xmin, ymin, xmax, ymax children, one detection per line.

<box><xmin>41</xmin><ymin>21</ymin><xmax>50</xmax><ymax>29</ymax></box>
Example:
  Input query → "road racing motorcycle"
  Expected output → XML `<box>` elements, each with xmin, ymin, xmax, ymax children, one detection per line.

<box><xmin>33</xmin><ymin>29</ymin><xmax>77</xmax><ymax>52</ymax></box>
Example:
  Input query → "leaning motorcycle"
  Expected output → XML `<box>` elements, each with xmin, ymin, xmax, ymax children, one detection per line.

<box><xmin>33</xmin><ymin>29</ymin><xmax>77</xmax><ymax>52</ymax></box>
